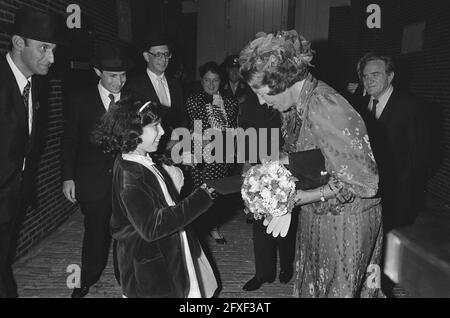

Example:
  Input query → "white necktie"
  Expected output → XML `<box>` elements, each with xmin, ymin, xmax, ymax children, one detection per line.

<box><xmin>156</xmin><ymin>77</ymin><xmax>170</xmax><ymax>107</ymax></box>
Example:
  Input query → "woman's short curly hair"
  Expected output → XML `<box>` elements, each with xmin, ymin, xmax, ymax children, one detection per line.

<box><xmin>92</xmin><ymin>96</ymin><xmax>161</xmax><ymax>154</ymax></box>
<box><xmin>199</xmin><ymin>61</ymin><xmax>222</xmax><ymax>79</ymax></box>
<box><xmin>239</xmin><ymin>30</ymin><xmax>314</xmax><ymax>95</ymax></box>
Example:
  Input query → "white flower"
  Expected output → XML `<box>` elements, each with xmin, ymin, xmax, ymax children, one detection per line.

<box><xmin>249</xmin><ymin>178</ymin><xmax>261</xmax><ymax>192</ymax></box>
<box><xmin>241</xmin><ymin>161</ymin><xmax>297</xmax><ymax>219</ymax></box>
<box><xmin>279</xmin><ymin>177</ymin><xmax>290</xmax><ymax>188</ymax></box>
<box><xmin>270</xmin><ymin>199</ymin><xmax>278</xmax><ymax>209</ymax></box>
<box><xmin>260</xmin><ymin>188</ymin><xmax>271</xmax><ymax>199</ymax></box>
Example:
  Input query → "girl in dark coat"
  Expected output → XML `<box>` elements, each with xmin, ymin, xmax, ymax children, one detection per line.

<box><xmin>93</xmin><ymin>97</ymin><xmax>218</xmax><ymax>298</ymax></box>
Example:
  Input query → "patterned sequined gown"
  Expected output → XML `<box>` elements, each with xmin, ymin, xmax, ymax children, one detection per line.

<box><xmin>283</xmin><ymin>74</ymin><xmax>384</xmax><ymax>298</ymax></box>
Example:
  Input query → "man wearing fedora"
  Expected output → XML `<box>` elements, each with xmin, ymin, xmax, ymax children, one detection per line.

<box><xmin>127</xmin><ymin>32</ymin><xmax>186</xmax><ymax>154</ymax></box>
<box><xmin>61</xmin><ymin>44</ymin><xmax>132</xmax><ymax>298</ymax></box>
<box><xmin>0</xmin><ymin>7</ymin><xmax>62</xmax><ymax>298</ymax></box>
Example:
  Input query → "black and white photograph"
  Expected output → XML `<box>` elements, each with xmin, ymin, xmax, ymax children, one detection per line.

<box><xmin>0</xmin><ymin>0</ymin><xmax>448</xmax><ymax>301</ymax></box>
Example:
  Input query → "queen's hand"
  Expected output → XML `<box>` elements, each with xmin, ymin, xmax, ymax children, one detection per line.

<box><xmin>294</xmin><ymin>189</ymin><xmax>307</xmax><ymax>206</ymax></box>
<box><xmin>263</xmin><ymin>213</ymin><xmax>291</xmax><ymax>238</ymax></box>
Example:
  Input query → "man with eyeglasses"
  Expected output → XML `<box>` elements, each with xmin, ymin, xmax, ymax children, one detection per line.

<box><xmin>0</xmin><ymin>7</ymin><xmax>62</xmax><ymax>298</ymax></box>
<box><xmin>127</xmin><ymin>32</ymin><xmax>186</xmax><ymax>154</ymax></box>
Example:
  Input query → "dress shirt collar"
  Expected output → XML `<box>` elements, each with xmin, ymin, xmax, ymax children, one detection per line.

<box><xmin>97</xmin><ymin>81</ymin><xmax>121</xmax><ymax>110</ymax></box>
<box><xmin>6</xmin><ymin>53</ymin><xmax>31</xmax><ymax>93</ymax></box>
<box><xmin>369</xmin><ymin>84</ymin><xmax>394</xmax><ymax>118</ymax></box>
<box><xmin>229</xmin><ymin>81</ymin><xmax>238</xmax><ymax>94</ymax></box>
<box><xmin>146</xmin><ymin>68</ymin><xmax>167</xmax><ymax>84</ymax></box>
<box><xmin>122</xmin><ymin>153</ymin><xmax>155</xmax><ymax>165</ymax></box>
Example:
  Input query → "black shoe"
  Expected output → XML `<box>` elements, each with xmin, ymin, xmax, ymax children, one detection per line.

<box><xmin>209</xmin><ymin>233</ymin><xmax>227</xmax><ymax>245</ymax></box>
<box><xmin>279</xmin><ymin>270</ymin><xmax>293</xmax><ymax>284</ymax></box>
<box><xmin>242</xmin><ymin>276</ymin><xmax>274</xmax><ymax>291</ymax></box>
<box><xmin>71</xmin><ymin>286</ymin><xmax>90</xmax><ymax>298</ymax></box>
<box><xmin>214</xmin><ymin>237</ymin><xmax>227</xmax><ymax>245</ymax></box>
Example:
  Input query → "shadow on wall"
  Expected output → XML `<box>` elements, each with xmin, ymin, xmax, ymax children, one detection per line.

<box><xmin>308</xmin><ymin>40</ymin><xmax>357</xmax><ymax>95</ymax></box>
<box><xmin>426</xmin><ymin>101</ymin><xmax>445</xmax><ymax>181</ymax></box>
<box><xmin>393</xmin><ymin>57</ymin><xmax>445</xmax><ymax>182</ymax></box>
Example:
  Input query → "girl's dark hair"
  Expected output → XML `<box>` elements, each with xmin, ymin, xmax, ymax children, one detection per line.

<box><xmin>92</xmin><ymin>95</ymin><xmax>161</xmax><ymax>154</ymax></box>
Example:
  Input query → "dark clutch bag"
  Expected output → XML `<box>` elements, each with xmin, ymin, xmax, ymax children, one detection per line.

<box><xmin>287</xmin><ymin>149</ymin><xmax>329</xmax><ymax>190</ymax></box>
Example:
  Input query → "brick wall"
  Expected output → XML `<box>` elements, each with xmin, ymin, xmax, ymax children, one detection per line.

<box><xmin>328</xmin><ymin>0</ymin><xmax>450</xmax><ymax>209</ymax></box>
<box><xmin>0</xmin><ymin>0</ymin><xmax>127</xmax><ymax>259</ymax></box>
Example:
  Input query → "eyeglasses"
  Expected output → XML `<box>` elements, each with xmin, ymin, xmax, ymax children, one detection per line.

<box><xmin>148</xmin><ymin>51</ymin><xmax>172</xmax><ymax>59</ymax></box>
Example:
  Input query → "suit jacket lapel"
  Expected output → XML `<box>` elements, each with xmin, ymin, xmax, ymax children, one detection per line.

<box><xmin>166</xmin><ymin>77</ymin><xmax>174</xmax><ymax>104</ymax></box>
<box><xmin>378</xmin><ymin>89</ymin><xmax>398</xmax><ymax>123</ymax></box>
<box><xmin>92</xmin><ymin>86</ymin><xmax>107</xmax><ymax>117</ymax></box>
<box><xmin>2</xmin><ymin>59</ymin><xmax>29</xmax><ymax>136</ymax></box>
<box><xmin>13</xmin><ymin>84</ymin><xmax>28</xmax><ymax>135</ymax></box>
<box><xmin>143</xmin><ymin>73</ymin><xmax>159</xmax><ymax>103</ymax></box>
<box><xmin>29</xmin><ymin>77</ymin><xmax>40</xmax><ymax>143</ymax></box>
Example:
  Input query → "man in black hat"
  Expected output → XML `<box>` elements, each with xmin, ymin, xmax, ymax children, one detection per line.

<box><xmin>61</xmin><ymin>44</ymin><xmax>132</xmax><ymax>298</ymax></box>
<box><xmin>127</xmin><ymin>32</ymin><xmax>186</xmax><ymax>153</ymax></box>
<box><xmin>0</xmin><ymin>7</ymin><xmax>62</xmax><ymax>298</ymax></box>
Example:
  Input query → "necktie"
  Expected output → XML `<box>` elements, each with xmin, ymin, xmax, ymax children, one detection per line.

<box><xmin>156</xmin><ymin>77</ymin><xmax>170</xmax><ymax>106</ymax></box>
<box><xmin>371</xmin><ymin>99</ymin><xmax>379</xmax><ymax>119</ymax></box>
<box><xmin>108</xmin><ymin>94</ymin><xmax>115</xmax><ymax>110</ymax></box>
<box><xmin>23</xmin><ymin>81</ymin><xmax>31</xmax><ymax>133</ymax></box>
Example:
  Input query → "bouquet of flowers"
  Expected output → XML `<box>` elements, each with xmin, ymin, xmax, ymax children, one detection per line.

<box><xmin>241</xmin><ymin>161</ymin><xmax>298</xmax><ymax>221</ymax></box>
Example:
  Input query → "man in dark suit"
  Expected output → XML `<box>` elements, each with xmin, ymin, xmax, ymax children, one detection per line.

<box><xmin>220</xmin><ymin>54</ymin><xmax>251</xmax><ymax>105</ymax></box>
<box><xmin>357</xmin><ymin>52</ymin><xmax>431</xmax><ymax>233</ymax></box>
<box><xmin>0</xmin><ymin>7</ymin><xmax>61</xmax><ymax>298</ymax></box>
<box><xmin>127</xmin><ymin>32</ymin><xmax>186</xmax><ymax>153</ymax></box>
<box><xmin>238</xmin><ymin>91</ymin><xmax>298</xmax><ymax>291</ymax></box>
<box><xmin>61</xmin><ymin>45</ymin><xmax>132</xmax><ymax>298</ymax></box>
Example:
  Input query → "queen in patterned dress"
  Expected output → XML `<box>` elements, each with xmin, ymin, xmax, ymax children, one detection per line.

<box><xmin>239</xmin><ymin>30</ymin><xmax>384</xmax><ymax>297</ymax></box>
<box><xmin>186</xmin><ymin>61</ymin><xmax>238</xmax><ymax>243</ymax></box>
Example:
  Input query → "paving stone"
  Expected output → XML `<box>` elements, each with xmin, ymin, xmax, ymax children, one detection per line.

<box><xmin>13</xmin><ymin>207</ymin><xmax>294</xmax><ymax>298</ymax></box>
<box><xmin>13</xmin><ymin>203</ymin><xmax>417</xmax><ymax>298</ymax></box>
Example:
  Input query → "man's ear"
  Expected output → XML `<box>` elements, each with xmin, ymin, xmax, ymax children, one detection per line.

<box><xmin>388</xmin><ymin>72</ymin><xmax>395</xmax><ymax>85</ymax></box>
<box><xmin>143</xmin><ymin>51</ymin><xmax>150</xmax><ymax>63</ymax></box>
<box><xmin>93</xmin><ymin>67</ymin><xmax>102</xmax><ymax>77</ymax></box>
<box><xmin>11</xmin><ymin>35</ymin><xmax>25</xmax><ymax>51</ymax></box>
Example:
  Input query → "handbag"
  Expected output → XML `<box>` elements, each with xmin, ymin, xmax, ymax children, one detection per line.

<box><xmin>287</xmin><ymin>148</ymin><xmax>329</xmax><ymax>190</ymax></box>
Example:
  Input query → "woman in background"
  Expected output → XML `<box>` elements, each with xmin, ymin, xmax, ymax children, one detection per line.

<box><xmin>186</xmin><ymin>61</ymin><xmax>238</xmax><ymax>244</ymax></box>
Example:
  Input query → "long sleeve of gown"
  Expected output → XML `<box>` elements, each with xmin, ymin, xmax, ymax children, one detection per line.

<box><xmin>307</xmin><ymin>92</ymin><xmax>379</xmax><ymax>198</ymax></box>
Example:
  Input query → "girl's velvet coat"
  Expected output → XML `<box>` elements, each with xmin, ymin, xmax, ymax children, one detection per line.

<box><xmin>111</xmin><ymin>156</ymin><xmax>213</xmax><ymax>297</ymax></box>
